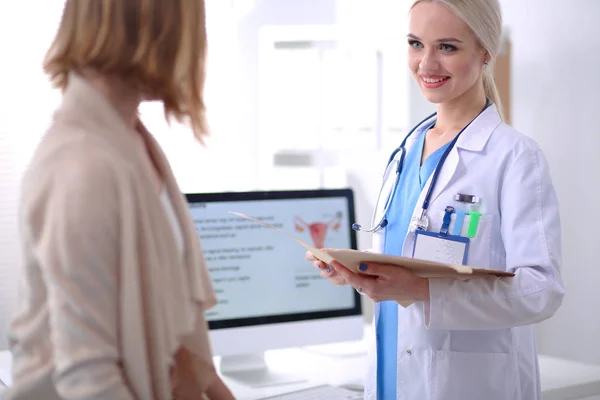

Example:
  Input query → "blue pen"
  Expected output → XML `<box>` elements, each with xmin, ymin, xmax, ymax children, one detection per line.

<box><xmin>451</xmin><ymin>209</ymin><xmax>467</xmax><ymax>236</ymax></box>
<box><xmin>439</xmin><ymin>206</ymin><xmax>454</xmax><ymax>236</ymax></box>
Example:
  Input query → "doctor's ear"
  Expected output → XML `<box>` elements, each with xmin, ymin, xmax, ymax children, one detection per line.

<box><xmin>483</xmin><ymin>53</ymin><xmax>490</xmax><ymax>67</ymax></box>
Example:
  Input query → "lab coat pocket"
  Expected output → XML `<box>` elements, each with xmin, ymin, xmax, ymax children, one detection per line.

<box><xmin>427</xmin><ymin>209</ymin><xmax>494</xmax><ymax>268</ymax></box>
<box><xmin>464</xmin><ymin>214</ymin><xmax>493</xmax><ymax>268</ymax></box>
<box><xmin>433</xmin><ymin>350</ymin><xmax>517</xmax><ymax>400</ymax></box>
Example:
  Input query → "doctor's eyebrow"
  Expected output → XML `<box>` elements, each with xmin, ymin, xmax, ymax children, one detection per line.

<box><xmin>407</xmin><ymin>33</ymin><xmax>463</xmax><ymax>43</ymax></box>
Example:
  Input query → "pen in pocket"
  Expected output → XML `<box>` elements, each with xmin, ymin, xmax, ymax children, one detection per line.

<box><xmin>466</xmin><ymin>211</ymin><xmax>482</xmax><ymax>238</ymax></box>
<box><xmin>451</xmin><ymin>209</ymin><xmax>467</xmax><ymax>236</ymax></box>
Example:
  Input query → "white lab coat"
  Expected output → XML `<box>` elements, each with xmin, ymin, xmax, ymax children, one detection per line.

<box><xmin>363</xmin><ymin>104</ymin><xmax>565</xmax><ymax>400</ymax></box>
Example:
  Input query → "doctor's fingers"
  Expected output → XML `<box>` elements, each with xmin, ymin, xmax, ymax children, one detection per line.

<box><xmin>328</xmin><ymin>273</ymin><xmax>348</xmax><ymax>286</ymax></box>
<box><xmin>319</xmin><ymin>266</ymin><xmax>347</xmax><ymax>285</ymax></box>
<box><xmin>334</xmin><ymin>263</ymin><xmax>377</xmax><ymax>291</ymax></box>
<box><xmin>317</xmin><ymin>262</ymin><xmax>336</xmax><ymax>275</ymax></box>
<box><xmin>356</xmin><ymin>262</ymin><xmax>398</xmax><ymax>277</ymax></box>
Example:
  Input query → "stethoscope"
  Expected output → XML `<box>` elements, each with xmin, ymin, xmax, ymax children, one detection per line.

<box><xmin>352</xmin><ymin>100</ymin><xmax>491</xmax><ymax>234</ymax></box>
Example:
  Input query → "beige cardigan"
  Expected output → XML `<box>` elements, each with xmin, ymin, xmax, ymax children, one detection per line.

<box><xmin>6</xmin><ymin>74</ymin><xmax>218</xmax><ymax>399</ymax></box>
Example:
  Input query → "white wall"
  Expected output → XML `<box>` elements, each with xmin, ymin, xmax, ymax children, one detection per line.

<box><xmin>236</xmin><ymin>0</ymin><xmax>338</xmax><ymax>190</ymax></box>
<box><xmin>499</xmin><ymin>0</ymin><xmax>600</xmax><ymax>365</ymax></box>
<box><xmin>0</xmin><ymin>1</ymin><xmax>63</xmax><ymax>350</ymax></box>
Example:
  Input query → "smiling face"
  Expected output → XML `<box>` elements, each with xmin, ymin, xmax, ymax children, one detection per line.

<box><xmin>407</xmin><ymin>1</ymin><xmax>488</xmax><ymax>105</ymax></box>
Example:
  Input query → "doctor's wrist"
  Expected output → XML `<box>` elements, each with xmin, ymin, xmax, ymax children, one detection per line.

<box><xmin>416</xmin><ymin>277</ymin><xmax>431</xmax><ymax>303</ymax></box>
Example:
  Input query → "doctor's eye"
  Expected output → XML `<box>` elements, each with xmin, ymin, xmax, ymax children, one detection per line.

<box><xmin>439</xmin><ymin>43</ymin><xmax>458</xmax><ymax>52</ymax></box>
<box><xmin>408</xmin><ymin>39</ymin><xmax>423</xmax><ymax>49</ymax></box>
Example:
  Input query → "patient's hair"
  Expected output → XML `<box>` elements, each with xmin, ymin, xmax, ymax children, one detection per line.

<box><xmin>410</xmin><ymin>0</ymin><xmax>504</xmax><ymax>120</ymax></box>
<box><xmin>44</xmin><ymin>0</ymin><xmax>209</xmax><ymax>142</ymax></box>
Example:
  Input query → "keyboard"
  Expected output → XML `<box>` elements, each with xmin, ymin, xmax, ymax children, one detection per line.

<box><xmin>259</xmin><ymin>384</ymin><xmax>363</xmax><ymax>399</ymax></box>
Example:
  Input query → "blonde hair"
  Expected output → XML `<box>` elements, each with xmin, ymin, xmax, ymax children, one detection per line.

<box><xmin>44</xmin><ymin>0</ymin><xmax>209</xmax><ymax>142</ymax></box>
<box><xmin>411</xmin><ymin>0</ymin><xmax>504</xmax><ymax>120</ymax></box>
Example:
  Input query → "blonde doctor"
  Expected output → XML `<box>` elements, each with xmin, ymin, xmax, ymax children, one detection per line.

<box><xmin>307</xmin><ymin>0</ymin><xmax>565</xmax><ymax>399</ymax></box>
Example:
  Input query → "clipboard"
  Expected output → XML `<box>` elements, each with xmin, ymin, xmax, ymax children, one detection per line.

<box><xmin>229</xmin><ymin>212</ymin><xmax>514</xmax><ymax>307</ymax></box>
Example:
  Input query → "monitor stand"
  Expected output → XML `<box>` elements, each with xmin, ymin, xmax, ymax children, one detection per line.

<box><xmin>218</xmin><ymin>353</ymin><xmax>307</xmax><ymax>388</ymax></box>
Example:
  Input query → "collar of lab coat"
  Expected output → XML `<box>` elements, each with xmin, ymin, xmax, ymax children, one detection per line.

<box><xmin>401</xmin><ymin>103</ymin><xmax>503</xmax><ymax>240</ymax></box>
<box><xmin>455</xmin><ymin>104</ymin><xmax>503</xmax><ymax>151</ymax></box>
<box><xmin>405</xmin><ymin>103</ymin><xmax>503</xmax><ymax>154</ymax></box>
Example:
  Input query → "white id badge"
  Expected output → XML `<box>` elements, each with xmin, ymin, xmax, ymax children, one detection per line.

<box><xmin>412</xmin><ymin>230</ymin><xmax>470</xmax><ymax>265</ymax></box>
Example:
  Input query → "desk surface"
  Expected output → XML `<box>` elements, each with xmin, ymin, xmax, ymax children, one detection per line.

<box><xmin>217</xmin><ymin>344</ymin><xmax>600</xmax><ymax>400</ymax></box>
<box><xmin>2</xmin><ymin>338</ymin><xmax>600</xmax><ymax>400</ymax></box>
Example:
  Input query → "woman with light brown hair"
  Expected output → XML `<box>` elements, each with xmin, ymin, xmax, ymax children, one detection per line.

<box><xmin>5</xmin><ymin>1</ymin><xmax>234</xmax><ymax>399</ymax></box>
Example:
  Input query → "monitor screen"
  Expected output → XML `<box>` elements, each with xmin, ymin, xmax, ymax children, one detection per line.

<box><xmin>185</xmin><ymin>189</ymin><xmax>361</xmax><ymax>330</ymax></box>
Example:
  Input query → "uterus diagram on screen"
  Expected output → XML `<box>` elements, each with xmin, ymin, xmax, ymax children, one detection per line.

<box><xmin>293</xmin><ymin>212</ymin><xmax>342</xmax><ymax>248</ymax></box>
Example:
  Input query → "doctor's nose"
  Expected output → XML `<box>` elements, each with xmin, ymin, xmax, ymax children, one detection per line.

<box><xmin>419</xmin><ymin>49</ymin><xmax>440</xmax><ymax>72</ymax></box>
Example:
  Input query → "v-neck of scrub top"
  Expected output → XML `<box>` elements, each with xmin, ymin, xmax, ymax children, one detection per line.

<box><xmin>376</xmin><ymin>127</ymin><xmax>451</xmax><ymax>400</ymax></box>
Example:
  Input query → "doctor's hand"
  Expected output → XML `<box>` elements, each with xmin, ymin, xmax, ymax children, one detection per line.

<box><xmin>333</xmin><ymin>262</ymin><xmax>430</xmax><ymax>304</ymax></box>
<box><xmin>305</xmin><ymin>250</ymin><xmax>348</xmax><ymax>286</ymax></box>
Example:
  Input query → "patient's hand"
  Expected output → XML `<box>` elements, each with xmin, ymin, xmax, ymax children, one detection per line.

<box><xmin>305</xmin><ymin>250</ymin><xmax>348</xmax><ymax>286</ymax></box>
<box><xmin>170</xmin><ymin>347</ymin><xmax>234</xmax><ymax>400</ymax></box>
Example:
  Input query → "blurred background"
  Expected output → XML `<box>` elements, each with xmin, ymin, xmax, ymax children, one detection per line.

<box><xmin>0</xmin><ymin>0</ymin><xmax>598</xmax><ymax>391</ymax></box>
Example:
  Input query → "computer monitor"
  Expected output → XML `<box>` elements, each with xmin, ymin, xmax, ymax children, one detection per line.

<box><xmin>185</xmin><ymin>188</ymin><xmax>363</xmax><ymax>387</ymax></box>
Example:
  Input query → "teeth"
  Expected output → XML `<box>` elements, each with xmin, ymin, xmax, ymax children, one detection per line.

<box><xmin>423</xmin><ymin>77</ymin><xmax>447</xmax><ymax>83</ymax></box>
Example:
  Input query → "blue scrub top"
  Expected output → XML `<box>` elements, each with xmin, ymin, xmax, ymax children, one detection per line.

<box><xmin>376</xmin><ymin>127</ymin><xmax>451</xmax><ymax>399</ymax></box>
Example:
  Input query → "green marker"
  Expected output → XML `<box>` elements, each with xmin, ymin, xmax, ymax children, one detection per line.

<box><xmin>466</xmin><ymin>212</ymin><xmax>481</xmax><ymax>238</ymax></box>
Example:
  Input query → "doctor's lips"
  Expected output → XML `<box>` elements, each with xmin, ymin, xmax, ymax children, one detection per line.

<box><xmin>420</xmin><ymin>74</ymin><xmax>450</xmax><ymax>89</ymax></box>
